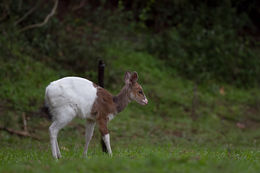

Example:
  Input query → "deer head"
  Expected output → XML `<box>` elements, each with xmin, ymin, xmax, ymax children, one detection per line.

<box><xmin>124</xmin><ymin>71</ymin><xmax>148</xmax><ymax>106</ymax></box>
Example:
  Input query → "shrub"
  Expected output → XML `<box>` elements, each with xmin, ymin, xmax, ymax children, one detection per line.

<box><xmin>146</xmin><ymin>5</ymin><xmax>259</xmax><ymax>87</ymax></box>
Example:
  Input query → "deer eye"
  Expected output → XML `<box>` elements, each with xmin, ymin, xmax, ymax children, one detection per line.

<box><xmin>138</xmin><ymin>90</ymin><xmax>143</xmax><ymax>95</ymax></box>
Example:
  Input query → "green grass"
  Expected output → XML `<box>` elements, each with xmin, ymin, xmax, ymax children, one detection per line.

<box><xmin>1</xmin><ymin>108</ymin><xmax>259</xmax><ymax>173</ymax></box>
<box><xmin>0</xmin><ymin>38</ymin><xmax>260</xmax><ymax>173</ymax></box>
<box><xmin>0</xmin><ymin>136</ymin><xmax>259</xmax><ymax>173</ymax></box>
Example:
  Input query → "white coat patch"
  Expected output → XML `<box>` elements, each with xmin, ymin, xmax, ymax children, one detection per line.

<box><xmin>102</xmin><ymin>134</ymin><xmax>112</xmax><ymax>155</ymax></box>
<box><xmin>108</xmin><ymin>114</ymin><xmax>115</xmax><ymax>121</ymax></box>
<box><xmin>45</xmin><ymin>77</ymin><xmax>97</xmax><ymax>119</ymax></box>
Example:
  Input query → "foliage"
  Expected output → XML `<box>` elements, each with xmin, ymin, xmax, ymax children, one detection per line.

<box><xmin>1</xmin><ymin>0</ymin><xmax>259</xmax><ymax>86</ymax></box>
<box><xmin>0</xmin><ymin>34</ymin><xmax>58</xmax><ymax>113</ymax></box>
<box><xmin>145</xmin><ymin>5</ymin><xmax>259</xmax><ymax>86</ymax></box>
<box><xmin>0</xmin><ymin>1</ymin><xmax>260</xmax><ymax>172</ymax></box>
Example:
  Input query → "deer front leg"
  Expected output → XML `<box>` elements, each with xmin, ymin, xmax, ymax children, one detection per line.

<box><xmin>97</xmin><ymin>117</ymin><xmax>112</xmax><ymax>156</ymax></box>
<box><xmin>102</xmin><ymin>134</ymin><xmax>112</xmax><ymax>156</ymax></box>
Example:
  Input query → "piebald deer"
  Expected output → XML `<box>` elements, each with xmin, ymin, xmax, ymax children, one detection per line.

<box><xmin>45</xmin><ymin>71</ymin><xmax>148</xmax><ymax>159</ymax></box>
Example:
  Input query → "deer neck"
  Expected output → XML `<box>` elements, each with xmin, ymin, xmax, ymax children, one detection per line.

<box><xmin>113</xmin><ymin>85</ymin><xmax>131</xmax><ymax>114</ymax></box>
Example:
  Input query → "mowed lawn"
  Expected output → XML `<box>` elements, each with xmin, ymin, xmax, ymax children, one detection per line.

<box><xmin>0</xmin><ymin>131</ymin><xmax>259</xmax><ymax>173</ymax></box>
<box><xmin>1</xmin><ymin>102</ymin><xmax>260</xmax><ymax>173</ymax></box>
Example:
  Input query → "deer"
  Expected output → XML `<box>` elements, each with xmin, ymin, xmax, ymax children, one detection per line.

<box><xmin>45</xmin><ymin>71</ymin><xmax>148</xmax><ymax>159</ymax></box>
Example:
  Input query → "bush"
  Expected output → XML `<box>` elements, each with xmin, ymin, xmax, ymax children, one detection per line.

<box><xmin>146</xmin><ymin>5</ymin><xmax>259</xmax><ymax>87</ymax></box>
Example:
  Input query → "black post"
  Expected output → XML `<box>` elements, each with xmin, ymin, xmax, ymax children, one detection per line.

<box><xmin>98</xmin><ymin>60</ymin><xmax>105</xmax><ymax>88</ymax></box>
<box><xmin>98</xmin><ymin>60</ymin><xmax>108</xmax><ymax>153</ymax></box>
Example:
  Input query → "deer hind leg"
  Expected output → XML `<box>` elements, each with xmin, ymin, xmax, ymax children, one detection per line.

<box><xmin>49</xmin><ymin>106</ymin><xmax>76</xmax><ymax>159</ymax></box>
<box><xmin>49</xmin><ymin>121</ymin><xmax>58</xmax><ymax>159</ymax></box>
<box><xmin>83</xmin><ymin>119</ymin><xmax>96</xmax><ymax>156</ymax></box>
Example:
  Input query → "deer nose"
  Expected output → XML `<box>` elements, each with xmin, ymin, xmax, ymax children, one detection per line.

<box><xmin>143</xmin><ymin>98</ymin><xmax>148</xmax><ymax>105</ymax></box>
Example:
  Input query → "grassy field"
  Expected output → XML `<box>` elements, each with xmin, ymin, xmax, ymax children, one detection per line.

<box><xmin>1</xmin><ymin>103</ymin><xmax>259</xmax><ymax>173</ymax></box>
<box><xmin>0</xmin><ymin>134</ymin><xmax>259</xmax><ymax>173</ymax></box>
<box><xmin>0</xmin><ymin>41</ymin><xmax>260</xmax><ymax>173</ymax></box>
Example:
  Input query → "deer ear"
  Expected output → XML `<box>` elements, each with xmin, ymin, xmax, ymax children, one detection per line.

<box><xmin>130</xmin><ymin>71</ymin><xmax>138</xmax><ymax>83</ymax></box>
<box><xmin>124</xmin><ymin>71</ymin><xmax>132</xmax><ymax>84</ymax></box>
